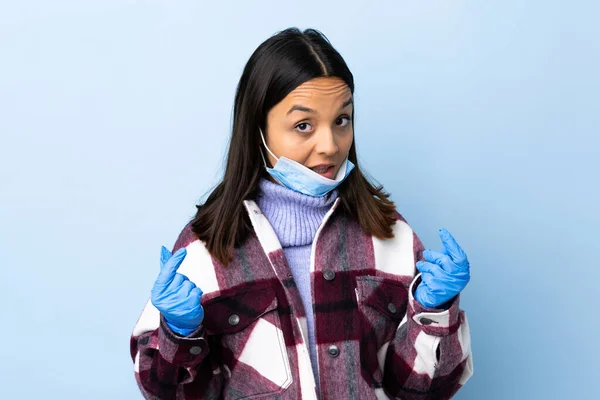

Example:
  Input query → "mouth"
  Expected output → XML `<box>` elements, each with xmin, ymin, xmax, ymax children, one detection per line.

<box><xmin>310</xmin><ymin>164</ymin><xmax>336</xmax><ymax>178</ymax></box>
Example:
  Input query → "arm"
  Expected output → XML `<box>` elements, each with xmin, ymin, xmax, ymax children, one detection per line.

<box><xmin>130</xmin><ymin>223</ymin><xmax>224</xmax><ymax>399</ymax></box>
<box><xmin>382</xmin><ymin>232</ymin><xmax>473</xmax><ymax>399</ymax></box>
<box><xmin>130</xmin><ymin>300</ymin><xmax>223</xmax><ymax>399</ymax></box>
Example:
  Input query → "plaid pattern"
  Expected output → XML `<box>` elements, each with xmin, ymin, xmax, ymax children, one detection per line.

<box><xmin>130</xmin><ymin>198</ymin><xmax>473</xmax><ymax>399</ymax></box>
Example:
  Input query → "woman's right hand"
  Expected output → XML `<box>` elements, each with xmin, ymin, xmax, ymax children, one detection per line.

<box><xmin>151</xmin><ymin>246</ymin><xmax>204</xmax><ymax>336</ymax></box>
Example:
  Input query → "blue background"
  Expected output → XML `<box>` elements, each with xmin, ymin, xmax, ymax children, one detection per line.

<box><xmin>1</xmin><ymin>1</ymin><xmax>598</xmax><ymax>399</ymax></box>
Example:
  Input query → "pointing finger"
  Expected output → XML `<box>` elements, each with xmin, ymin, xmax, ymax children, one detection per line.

<box><xmin>160</xmin><ymin>246</ymin><xmax>172</xmax><ymax>265</ymax></box>
<box><xmin>438</xmin><ymin>228</ymin><xmax>467</xmax><ymax>264</ymax></box>
<box><xmin>156</xmin><ymin>248</ymin><xmax>187</xmax><ymax>286</ymax></box>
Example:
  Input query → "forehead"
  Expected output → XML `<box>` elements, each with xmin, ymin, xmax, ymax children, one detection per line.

<box><xmin>283</xmin><ymin>77</ymin><xmax>351</xmax><ymax>105</ymax></box>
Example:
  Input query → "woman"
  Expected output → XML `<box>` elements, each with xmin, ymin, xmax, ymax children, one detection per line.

<box><xmin>130</xmin><ymin>27</ymin><xmax>473</xmax><ymax>400</ymax></box>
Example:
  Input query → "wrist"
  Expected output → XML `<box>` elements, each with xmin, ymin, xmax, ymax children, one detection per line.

<box><xmin>164</xmin><ymin>318</ymin><xmax>201</xmax><ymax>336</ymax></box>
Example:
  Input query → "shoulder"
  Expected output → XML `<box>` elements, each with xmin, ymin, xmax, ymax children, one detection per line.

<box><xmin>171</xmin><ymin>220</ymin><xmax>198</xmax><ymax>253</ymax></box>
<box><xmin>392</xmin><ymin>210</ymin><xmax>409</xmax><ymax>224</ymax></box>
<box><xmin>385</xmin><ymin>210</ymin><xmax>425</xmax><ymax>257</ymax></box>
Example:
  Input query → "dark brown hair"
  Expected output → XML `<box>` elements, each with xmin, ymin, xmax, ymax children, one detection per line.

<box><xmin>192</xmin><ymin>27</ymin><xmax>397</xmax><ymax>265</ymax></box>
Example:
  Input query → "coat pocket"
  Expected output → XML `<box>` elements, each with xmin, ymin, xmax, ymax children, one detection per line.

<box><xmin>355</xmin><ymin>275</ymin><xmax>410</xmax><ymax>384</ymax></box>
<box><xmin>202</xmin><ymin>283</ymin><xmax>293</xmax><ymax>400</ymax></box>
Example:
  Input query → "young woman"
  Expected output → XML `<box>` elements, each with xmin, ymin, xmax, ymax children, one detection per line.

<box><xmin>130</xmin><ymin>27</ymin><xmax>473</xmax><ymax>400</ymax></box>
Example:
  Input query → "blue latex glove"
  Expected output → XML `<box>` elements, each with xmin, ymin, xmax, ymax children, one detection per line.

<box><xmin>414</xmin><ymin>228</ymin><xmax>470</xmax><ymax>309</ymax></box>
<box><xmin>151</xmin><ymin>246</ymin><xmax>204</xmax><ymax>336</ymax></box>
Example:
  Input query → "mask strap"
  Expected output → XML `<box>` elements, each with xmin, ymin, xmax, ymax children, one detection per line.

<box><xmin>259</xmin><ymin>128</ymin><xmax>278</xmax><ymax>161</ymax></box>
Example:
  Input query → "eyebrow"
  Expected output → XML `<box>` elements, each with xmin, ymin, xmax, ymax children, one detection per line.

<box><xmin>286</xmin><ymin>97</ymin><xmax>354</xmax><ymax>115</ymax></box>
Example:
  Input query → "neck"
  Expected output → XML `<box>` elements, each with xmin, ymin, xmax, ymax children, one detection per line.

<box><xmin>256</xmin><ymin>178</ymin><xmax>338</xmax><ymax>247</ymax></box>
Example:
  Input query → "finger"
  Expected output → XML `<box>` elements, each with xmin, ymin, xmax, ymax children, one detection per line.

<box><xmin>418</xmin><ymin>269</ymin><xmax>436</xmax><ymax>287</ymax></box>
<box><xmin>160</xmin><ymin>246</ymin><xmax>172</xmax><ymax>265</ymax></box>
<box><xmin>156</xmin><ymin>248</ymin><xmax>187</xmax><ymax>286</ymax></box>
<box><xmin>423</xmin><ymin>249</ymin><xmax>452</xmax><ymax>270</ymax></box>
<box><xmin>152</xmin><ymin>272</ymin><xmax>187</xmax><ymax>302</ymax></box>
<box><xmin>192</xmin><ymin>287</ymin><xmax>203</xmax><ymax>300</ymax></box>
<box><xmin>416</xmin><ymin>260</ymin><xmax>436</xmax><ymax>274</ymax></box>
<box><xmin>438</xmin><ymin>228</ymin><xmax>468</xmax><ymax>264</ymax></box>
<box><xmin>181</xmin><ymin>279</ymin><xmax>196</xmax><ymax>298</ymax></box>
<box><xmin>169</xmin><ymin>273</ymin><xmax>189</xmax><ymax>290</ymax></box>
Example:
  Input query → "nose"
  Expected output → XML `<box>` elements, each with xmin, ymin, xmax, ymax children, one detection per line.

<box><xmin>314</xmin><ymin>128</ymin><xmax>338</xmax><ymax>156</ymax></box>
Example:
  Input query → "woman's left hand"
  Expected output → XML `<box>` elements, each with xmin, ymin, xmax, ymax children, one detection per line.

<box><xmin>414</xmin><ymin>228</ymin><xmax>471</xmax><ymax>309</ymax></box>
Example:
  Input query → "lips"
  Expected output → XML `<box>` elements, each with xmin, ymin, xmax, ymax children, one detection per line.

<box><xmin>311</xmin><ymin>165</ymin><xmax>333</xmax><ymax>173</ymax></box>
<box><xmin>310</xmin><ymin>164</ymin><xmax>336</xmax><ymax>178</ymax></box>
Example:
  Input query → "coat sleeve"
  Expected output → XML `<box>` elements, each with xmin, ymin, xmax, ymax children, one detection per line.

<box><xmin>382</xmin><ymin>232</ymin><xmax>474</xmax><ymax>400</ymax></box>
<box><xmin>129</xmin><ymin>223</ymin><xmax>224</xmax><ymax>399</ymax></box>
<box><xmin>130</xmin><ymin>303</ymin><xmax>223</xmax><ymax>399</ymax></box>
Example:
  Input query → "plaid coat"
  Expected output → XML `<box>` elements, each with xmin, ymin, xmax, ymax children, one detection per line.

<box><xmin>130</xmin><ymin>197</ymin><xmax>473</xmax><ymax>399</ymax></box>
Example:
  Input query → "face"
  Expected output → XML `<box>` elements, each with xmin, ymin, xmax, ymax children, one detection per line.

<box><xmin>263</xmin><ymin>77</ymin><xmax>354</xmax><ymax>180</ymax></box>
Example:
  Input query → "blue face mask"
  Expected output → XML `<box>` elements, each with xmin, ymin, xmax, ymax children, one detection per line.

<box><xmin>259</xmin><ymin>128</ymin><xmax>355</xmax><ymax>197</ymax></box>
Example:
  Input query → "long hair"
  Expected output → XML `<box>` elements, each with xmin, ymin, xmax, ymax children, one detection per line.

<box><xmin>192</xmin><ymin>27</ymin><xmax>397</xmax><ymax>265</ymax></box>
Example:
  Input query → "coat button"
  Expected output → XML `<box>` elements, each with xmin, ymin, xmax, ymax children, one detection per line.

<box><xmin>387</xmin><ymin>303</ymin><xmax>397</xmax><ymax>314</ymax></box>
<box><xmin>327</xmin><ymin>345</ymin><xmax>340</xmax><ymax>358</ymax></box>
<box><xmin>228</xmin><ymin>314</ymin><xmax>240</xmax><ymax>326</ymax></box>
<box><xmin>323</xmin><ymin>270</ymin><xmax>336</xmax><ymax>281</ymax></box>
<box><xmin>189</xmin><ymin>346</ymin><xmax>202</xmax><ymax>355</ymax></box>
<box><xmin>420</xmin><ymin>317</ymin><xmax>435</xmax><ymax>325</ymax></box>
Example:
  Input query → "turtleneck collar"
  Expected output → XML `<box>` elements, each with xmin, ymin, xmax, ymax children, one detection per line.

<box><xmin>255</xmin><ymin>178</ymin><xmax>339</xmax><ymax>247</ymax></box>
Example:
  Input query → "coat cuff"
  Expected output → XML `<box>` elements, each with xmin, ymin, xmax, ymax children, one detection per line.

<box><xmin>407</xmin><ymin>273</ymin><xmax>462</xmax><ymax>337</ymax></box>
<box><xmin>157</xmin><ymin>314</ymin><xmax>209</xmax><ymax>368</ymax></box>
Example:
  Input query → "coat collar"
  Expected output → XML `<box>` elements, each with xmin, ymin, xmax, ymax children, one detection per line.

<box><xmin>242</xmin><ymin>197</ymin><xmax>342</xmax><ymax>256</ymax></box>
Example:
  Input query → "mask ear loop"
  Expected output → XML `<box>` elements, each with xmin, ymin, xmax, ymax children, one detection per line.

<box><xmin>259</xmin><ymin>128</ymin><xmax>278</xmax><ymax>167</ymax></box>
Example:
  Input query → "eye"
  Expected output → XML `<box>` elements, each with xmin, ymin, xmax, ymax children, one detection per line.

<box><xmin>336</xmin><ymin>115</ymin><xmax>351</xmax><ymax>127</ymax></box>
<box><xmin>294</xmin><ymin>122</ymin><xmax>312</xmax><ymax>133</ymax></box>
